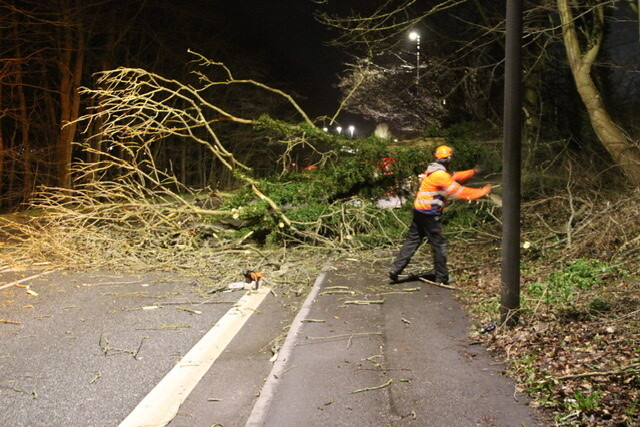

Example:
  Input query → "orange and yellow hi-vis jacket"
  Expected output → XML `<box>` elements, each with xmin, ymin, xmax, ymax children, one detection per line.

<box><xmin>414</xmin><ymin>163</ymin><xmax>490</xmax><ymax>215</ymax></box>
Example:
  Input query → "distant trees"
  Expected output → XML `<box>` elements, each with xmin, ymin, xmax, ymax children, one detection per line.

<box><xmin>0</xmin><ymin>0</ymin><xmax>290</xmax><ymax>211</ymax></box>
<box><xmin>336</xmin><ymin>58</ymin><xmax>448</xmax><ymax>135</ymax></box>
<box><xmin>0</xmin><ymin>0</ymin><xmax>149</xmax><ymax>209</ymax></box>
<box><xmin>318</xmin><ymin>0</ymin><xmax>640</xmax><ymax>185</ymax></box>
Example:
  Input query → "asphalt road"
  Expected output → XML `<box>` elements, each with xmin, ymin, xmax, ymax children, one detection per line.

<box><xmin>0</xmin><ymin>267</ymin><xmax>297</xmax><ymax>427</ymax></box>
<box><xmin>1</xmin><ymin>260</ymin><xmax>544</xmax><ymax>426</ymax></box>
<box><xmin>246</xmin><ymin>259</ymin><xmax>543</xmax><ymax>426</ymax></box>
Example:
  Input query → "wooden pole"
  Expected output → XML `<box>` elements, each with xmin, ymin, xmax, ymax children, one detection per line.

<box><xmin>500</xmin><ymin>0</ymin><xmax>523</xmax><ymax>327</ymax></box>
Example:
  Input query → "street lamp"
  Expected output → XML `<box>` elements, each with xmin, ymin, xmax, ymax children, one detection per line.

<box><xmin>336</xmin><ymin>126</ymin><xmax>342</xmax><ymax>135</ymax></box>
<box><xmin>409</xmin><ymin>31</ymin><xmax>421</xmax><ymax>85</ymax></box>
<box><xmin>348</xmin><ymin>125</ymin><xmax>355</xmax><ymax>138</ymax></box>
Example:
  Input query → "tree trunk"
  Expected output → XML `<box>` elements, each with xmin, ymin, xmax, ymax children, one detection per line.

<box><xmin>56</xmin><ymin>1</ymin><xmax>85</xmax><ymax>189</ymax></box>
<box><xmin>0</xmin><ymin>83</ymin><xmax>4</xmax><ymax>192</ymax></box>
<box><xmin>16</xmin><ymin>63</ymin><xmax>33</xmax><ymax>198</ymax></box>
<box><xmin>13</xmin><ymin>24</ymin><xmax>33</xmax><ymax>199</ymax></box>
<box><xmin>558</xmin><ymin>0</ymin><xmax>640</xmax><ymax>186</ymax></box>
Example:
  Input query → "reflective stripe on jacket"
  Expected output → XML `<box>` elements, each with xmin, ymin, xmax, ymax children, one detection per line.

<box><xmin>413</xmin><ymin>163</ymin><xmax>485</xmax><ymax>214</ymax></box>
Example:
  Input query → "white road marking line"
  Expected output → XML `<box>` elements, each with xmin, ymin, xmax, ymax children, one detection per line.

<box><xmin>244</xmin><ymin>260</ymin><xmax>333</xmax><ymax>427</ymax></box>
<box><xmin>119</xmin><ymin>286</ymin><xmax>271</xmax><ymax>427</ymax></box>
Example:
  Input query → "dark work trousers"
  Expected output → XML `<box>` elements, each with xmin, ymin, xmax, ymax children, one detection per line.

<box><xmin>390</xmin><ymin>209</ymin><xmax>448</xmax><ymax>282</ymax></box>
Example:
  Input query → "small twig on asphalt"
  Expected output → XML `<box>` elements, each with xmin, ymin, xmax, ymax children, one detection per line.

<box><xmin>81</xmin><ymin>280</ymin><xmax>143</xmax><ymax>287</ymax></box>
<box><xmin>344</xmin><ymin>299</ymin><xmax>384</xmax><ymax>305</ymax></box>
<box><xmin>133</xmin><ymin>337</ymin><xmax>146</xmax><ymax>359</ymax></box>
<box><xmin>417</xmin><ymin>277</ymin><xmax>456</xmax><ymax>289</ymax></box>
<box><xmin>177</xmin><ymin>307</ymin><xmax>203</xmax><ymax>315</ymax></box>
<box><xmin>99</xmin><ymin>332</ymin><xmax>110</xmax><ymax>355</ymax></box>
<box><xmin>281</xmin><ymin>365</ymin><xmax>298</xmax><ymax>376</ymax></box>
<box><xmin>99</xmin><ymin>332</ymin><xmax>146</xmax><ymax>359</ymax></box>
<box><xmin>89</xmin><ymin>371</ymin><xmax>102</xmax><ymax>384</ymax></box>
<box><xmin>157</xmin><ymin>300</ymin><xmax>234</xmax><ymax>306</ymax></box>
<box><xmin>134</xmin><ymin>324</ymin><xmax>192</xmax><ymax>330</ymax></box>
<box><xmin>320</xmin><ymin>290</ymin><xmax>355</xmax><ymax>296</ymax></box>
<box><xmin>321</xmin><ymin>399</ymin><xmax>334</xmax><ymax>407</ymax></box>
<box><xmin>162</xmin><ymin>324</ymin><xmax>191</xmax><ymax>329</ymax></box>
<box><xmin>350</xmin><ymin>379</ymin><xmax>393</xmax><ymax>394</ymax></box>
<box><xmin>403</xmin><ymin>411</ymin><xmax>417</xmax><ymax>421</ymax></box>
<box><xmin>365</xmin><ymin>355</ymin><xmax>384</xmax><ymax>369</ymax></box>
<box><xmin>307</xmin><ymin>332</ymin><xmax>382</xmax><ymax>341</ymax></box>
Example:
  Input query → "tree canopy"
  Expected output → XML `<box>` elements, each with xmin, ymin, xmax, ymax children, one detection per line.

<box><xmin>319</xmin><ymin>0</ymin><xmax>640</xmax><ymax>183</ymax></box>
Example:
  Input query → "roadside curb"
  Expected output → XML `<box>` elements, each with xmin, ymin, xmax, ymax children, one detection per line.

<box><xmin>244</xmin><ymin>258</ymin><xmax>334</xmax><ymax>426</ymax></box>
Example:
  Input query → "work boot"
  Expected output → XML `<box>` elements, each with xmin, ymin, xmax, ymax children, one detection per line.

<box><xmin>388</xmin><ymin>271</ymin><xmax>399</xmax><ymax>283</ymax></box>
<box><xmin>435</xmin><ymin>275</ymin><xmax>455</xmax><ymax>285</ymax></box>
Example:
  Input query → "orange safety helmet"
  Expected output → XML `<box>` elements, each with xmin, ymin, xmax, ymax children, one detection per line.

<box><xmin>434</xmin><ymin>145</ymin><xmax>454</xmax><ymax>159</ymax></box>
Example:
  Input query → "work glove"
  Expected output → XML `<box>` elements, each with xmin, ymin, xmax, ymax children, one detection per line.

<box><xmin>480</xmin><ymin>184</ymin><xmax>492</xmax><ymax>196</ymax></box>
<box><xmin>473</xmin><ymin>166</ymin><xmax>483</xmax><ymax>175</ymax></box>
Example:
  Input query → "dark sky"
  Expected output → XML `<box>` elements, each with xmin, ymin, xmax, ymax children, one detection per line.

<box><xmin>179</xmin><ymin>2</ymin><xmax>639</xmax><ymax>132</ymax></box>
<box><xmin>216</xmin><ymin>0</ymin><xmax>348</xmax><ymax>119</ymax></box>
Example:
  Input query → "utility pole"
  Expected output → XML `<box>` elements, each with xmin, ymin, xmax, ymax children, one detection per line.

<box><xmin>501</xmin><ymin>0</ymin><xmax>523</xmax><ymax>326</ymax></box>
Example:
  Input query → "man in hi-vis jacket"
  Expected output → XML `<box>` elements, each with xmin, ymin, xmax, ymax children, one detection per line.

<box><xmin>389</xmin><ymin>145</ymin><xmax>491</xmax><ymax>285</ymax></box>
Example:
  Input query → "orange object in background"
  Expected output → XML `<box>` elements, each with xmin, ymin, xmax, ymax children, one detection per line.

<box><xmin>377</xmin><ymin>157</ymin><xmax>395</xmax><ymax>175</ymax></box>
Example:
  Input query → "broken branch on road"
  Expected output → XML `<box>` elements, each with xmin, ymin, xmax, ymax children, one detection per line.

<box><xmin>344</xmin><ymin>299</ymin><xmax>384</xmax><ymax>305</ymax></box>
<box><xmin>350</xmin><ymin>379</ymin><xmax>393</xmax><ymax>394</ymax></box>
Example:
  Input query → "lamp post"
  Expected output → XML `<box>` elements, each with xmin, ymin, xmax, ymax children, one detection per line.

<box><xmin>336</xmin><ymin>126</ymin><xmax>342</xmax><ymax>135</ymax></box>
<box><xmin>409</xmin><ymin>31</ymin><xmax>421</xmax><ymax>85</ymax></box>
<box><xmin>501</xmin><ymin>0</ymin><xmax>523</xmax><ymax>327</ymax></box>
<box><xmin>348</xmin><ymin>125</ymin><xmax>355</xmax><ymax>138</ymax></box>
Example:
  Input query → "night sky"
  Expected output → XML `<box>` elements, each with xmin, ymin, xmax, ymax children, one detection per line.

<box><xmin>61</xmin><ymin>2</ymin><xmax>640</xmax><ymax>134</ymax></box>
<box><xmin>216</xmin><ymin>0</ymin><xmax>348</xmax><ymax>119</ymax></box>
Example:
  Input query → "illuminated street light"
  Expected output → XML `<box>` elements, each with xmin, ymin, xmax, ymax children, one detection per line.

<box><xmin>322</xmin><ymin>127</ymin><xmax>328</xmax><ymax>132</ymax></box>
<box><xmin>348</xmin><ymin>125</ymin><xmax>355</xmax><ymax>137</ymax></box>
<box><xmin>409</xmin><ymin>30</ymin><xmax>421</xmax><ymax>85</ymax></box>
<box><xmin>336</xmin><ymin>126</ymin><xmax>342</xmax><ymax>134</ymax></box>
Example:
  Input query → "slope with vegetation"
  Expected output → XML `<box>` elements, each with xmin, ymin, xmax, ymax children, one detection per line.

<box><xmin>445</xmin><ymin>148</ymin><xmax>639</xmax><ymax>425</ymax></box>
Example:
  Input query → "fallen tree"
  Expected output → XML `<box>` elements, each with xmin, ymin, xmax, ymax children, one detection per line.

<box><xmin>1</xmin><ymin>52</ymin><xmax>455</xmax><ymax>271</ymax></box>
